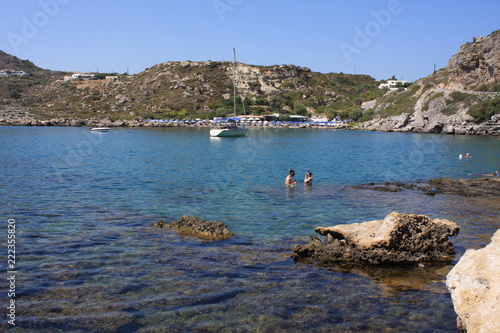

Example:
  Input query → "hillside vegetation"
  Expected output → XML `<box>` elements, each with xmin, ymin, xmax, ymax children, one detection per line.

<box><xmin>0</xmin><ymin>54</ymin><xmax>384</xmax><ymax>122</ymax></box>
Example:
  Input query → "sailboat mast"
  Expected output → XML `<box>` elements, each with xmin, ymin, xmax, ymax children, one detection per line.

<box><xmin>233</xmin><ymin>48</ymin><xmax>237</xmax><ymax>117</ymax></box>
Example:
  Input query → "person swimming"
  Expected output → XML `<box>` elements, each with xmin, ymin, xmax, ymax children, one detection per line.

<box><xmin>304</xmin><ymin>171</ymin><xmax>313</xmax><ymax>186</ymax></box>
<box><xmin>285</xmin><ymin>169</ymin><xmax>297</xmax><ymax>186</ymax></box>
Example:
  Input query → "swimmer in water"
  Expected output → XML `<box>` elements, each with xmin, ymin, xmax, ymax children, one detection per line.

<box><xmin>285</xmin><ymin>169</ymin><xmax>297</xmax><ymax>186</ymax></box>
<box><xmin>304</xmin><ymin>171</ymin><xmax>313</xmax><ymax>186</ymax></box>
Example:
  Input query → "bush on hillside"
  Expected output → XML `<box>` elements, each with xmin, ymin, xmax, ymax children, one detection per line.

<box><xmin>468</xmin><ymin>97</ymin><xmax>500</xmax><ymax>123</ymax></box>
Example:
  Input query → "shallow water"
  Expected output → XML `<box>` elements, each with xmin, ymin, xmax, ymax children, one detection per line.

<box><xmin>1</xmin><ymin>127</ymin><xmax>499</xmax><ymax>332</ymax></box>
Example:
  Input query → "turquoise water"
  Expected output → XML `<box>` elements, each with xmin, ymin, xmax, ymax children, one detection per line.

<box><xmin>1</xmin><ymin>126</ymin><xmax>499</xmax><ymax>332</ymax></box>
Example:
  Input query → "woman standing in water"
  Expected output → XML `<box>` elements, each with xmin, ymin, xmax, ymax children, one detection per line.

<box><xmin>304</xmin><ymin>171</ymin><xmax>313</xmax><ymax>186</ymax></box>
<box><xmin>285</xmin><ymin>169</ymin><xmax>297</xmax><ymax>186</ymax></box>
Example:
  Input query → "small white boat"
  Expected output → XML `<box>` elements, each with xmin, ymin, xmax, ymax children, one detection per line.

<box><xmin>90</xmin><ymin>127</ymin><xmax>110</xmax><ymax>132</ymax></box>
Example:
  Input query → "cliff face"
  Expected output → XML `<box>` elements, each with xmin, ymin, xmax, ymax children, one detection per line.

<box><xmin>446</xmin><ymin>31</ymin><xmax>500</xmax><ymax>90</ymax></box>
<box><xmin>357</xmin><ymin>30</ymin><xmax>500</xmax><ymax>135</ymax></box>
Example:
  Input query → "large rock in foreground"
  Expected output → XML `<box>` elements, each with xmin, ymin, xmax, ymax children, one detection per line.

<box><xmin>155</xmin><ymin>215</ymin><xmax>234</xmax><ymax>240</ymax></box>
<box><xmin>293</xmin><ymin>212</ymin><xmax>460</xmax><ymax>264</ymax></box>
<box><xmin>446</xmin><ymin>229</ymin><xmax>500</xmax><ymax>333</ymax></box>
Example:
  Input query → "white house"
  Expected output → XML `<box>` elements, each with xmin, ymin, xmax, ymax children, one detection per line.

<box><xmin>378</xmin><ymin>79</ymin><xmax>410</xmax><ymax>90</ymax></box>
<box><xmin>71</xmin><ymin>73</ymin><xmax>95</xmax><ymax>80</ymax></box>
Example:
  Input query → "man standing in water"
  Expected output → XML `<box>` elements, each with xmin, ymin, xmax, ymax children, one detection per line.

<box><xmin>285</xmin><ymin>169</ymin><xmax>297</xmax><ymax>186</ymax></box>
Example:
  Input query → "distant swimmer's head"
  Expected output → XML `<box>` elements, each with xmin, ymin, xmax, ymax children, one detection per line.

<box><xmin>289</xmin><ymin>169</ymin><xmax>295</xmax><ymax>176</ymax></box>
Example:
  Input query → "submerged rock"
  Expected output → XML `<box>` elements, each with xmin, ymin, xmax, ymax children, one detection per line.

<box><xmin>446</xmin><ymin>229</ymin><xmax>500</xmax><ymax>333</ymax></box>
<box><xmin>159</xmin><ymin>215</ymin><xmax>234</xmax><ymax>240</ymax></box>
<box><xmin>293</xmin><ymin>212</ymin><xmax>459</xmax><ymax>264</ymax></box>
<box><xmin>350</xmin><ymin>177</ymin><xmax>500</xmax><ymax>197</ymax></box>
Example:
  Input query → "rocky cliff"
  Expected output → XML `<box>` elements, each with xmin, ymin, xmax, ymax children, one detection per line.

<box><xmin>446</xmin><ymin>31</ymin><xmax>500</xmax><ymax>90</ymax></box>
<box><xmin>357</xmin><ymin>30</ymin><xmax>500</xmax><ymax>135</ymax></box>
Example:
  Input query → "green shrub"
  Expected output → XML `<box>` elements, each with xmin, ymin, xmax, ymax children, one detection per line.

<box><xmin>441</xmin><ymin>107</ymin><xmax>456</xmax><ymax>115</ymax></box>
<box><xmin>349</xmin><ymin>109</ymin><xmax>363</xmax><ymax>121</ymax></box>
<box><xmin>447</xmin><ymin>91</ymin><xmax>469</xmax><ymax>105</ymax></box>
<box><xmin>468</xmin><ymin>97</ymin><xmax>500</xmax><ymax>123</ymax></box>
<box><xmin>358</xmin><ymin>109</ymin><xmax>375</xmax><ymax>122</ymax></box>
<box><xmin>475</xmin><ymin>82</ymin><xmax>500</xmax><ymax>92</ymax></box>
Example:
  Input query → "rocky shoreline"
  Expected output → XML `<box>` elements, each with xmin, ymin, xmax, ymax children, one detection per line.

<box><xmin>2</xmin><ymin>114</ymin><xmax>500</xmax><ymax>135</ymax></box>
<box><xmin>351</xmin><ymin>177</ymin><xmax>500</xmax><ymax>197</ymax></box>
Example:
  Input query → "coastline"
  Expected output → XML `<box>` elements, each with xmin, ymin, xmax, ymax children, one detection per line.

<box><xmin>0</xmin><ymin>116</ymin><xmax>350</xmax><ymax>130</ymax></box>
<box><xmin>2</xmin><ymin>116</ymin><xmax>500</xmax><ymax>135</ymax></box>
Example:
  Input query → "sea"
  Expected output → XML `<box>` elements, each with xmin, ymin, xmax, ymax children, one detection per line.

<box><xmin>1</xmin><ymin>126</ymin><xmax>499</xmax><ymax>332</ymax></box>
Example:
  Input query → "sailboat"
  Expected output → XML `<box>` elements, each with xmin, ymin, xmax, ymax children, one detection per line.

<box><xmin>210</xmin><ymin>49</ymin><xmax>248</xmax><ymax>137</ymax></box>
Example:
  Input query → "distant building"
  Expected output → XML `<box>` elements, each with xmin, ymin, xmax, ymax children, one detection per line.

<box><xmin>70</xmin><ymin>73</ymin><xmax>95</xmax><ymax>80</ymax></box>
<box><xmin>0</xmin><ymin>69</ymin><xmax>29</xmax><ymax>77</ymax></box>
<box><xmin>378</xmin><ymin>79</ymin><xmax>410</xmax><ymax>90</ymax></box>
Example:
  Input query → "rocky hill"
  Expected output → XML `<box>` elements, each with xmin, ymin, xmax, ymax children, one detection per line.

<box><xmin>357</xmin><ymin>30</ymin><xmax>500</xmax><ymax>135</ymax></box>
<box><xmin>0</xmin><ymin>51</ymin><xmax>383</xmax><ymax>125</ymax></box>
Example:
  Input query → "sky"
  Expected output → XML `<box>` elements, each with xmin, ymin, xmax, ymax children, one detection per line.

<box><xmin>1</xmin><ymin>0</ymin><xmax>499</xmax><ymax>82</ymax></box>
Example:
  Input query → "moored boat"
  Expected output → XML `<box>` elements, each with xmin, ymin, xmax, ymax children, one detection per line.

<box><xmin>210</xmin><ymin>48</ymin><xmax>247</xmax><ymax>138</ymax></box>
<box><xmin>210</xmin><ymin>119</ymin><xmax>247</xmax><ymax>137</ymax></box>
<box><xmin>90</xmin><ymin>127</ymin><xmax>110</xmax><ymax>132</ymax></box>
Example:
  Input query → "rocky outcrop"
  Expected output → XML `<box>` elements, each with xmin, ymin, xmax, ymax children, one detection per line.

<box><xmin>446</xmin><ymin>31</ymin><xmax>500</xmax><ymax>90</ymax></box>
<box><xmin>446</xmin><ymin>229</ymin><xmax>500</xmax><ymax>333</ymax></box>
<box><xmin>352</xmin><ymin>177</ymin><xmax>500</xmax><ymax>197</ymax></box>
<box><xmin>293</xmin><ymin>212</ymin><xmax>459</xmax><ymax>264</ymax></box>
<box><xmin>155</xmin><ymin>216</ymin><xmax>234</xmax><ymax>240</ymax></box>
<box><xmin>357</xmin><ymin>30</ymin><xmax>500</xmax><ymax>135</ymax></box>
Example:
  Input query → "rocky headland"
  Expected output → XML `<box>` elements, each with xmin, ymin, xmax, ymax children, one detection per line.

<box><xmin>356</xmin><ymin>30</ymin><xmax>500</xmax><ymax>135</ymax></box>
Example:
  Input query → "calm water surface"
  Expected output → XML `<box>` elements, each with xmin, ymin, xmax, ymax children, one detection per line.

<box><xmin>1</xmin><ymin>126</ymin><xmax>499</xmax><ymax>332</ymax></box>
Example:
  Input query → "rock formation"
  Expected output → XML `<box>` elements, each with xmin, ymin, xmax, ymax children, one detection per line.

<box><xmin>446</xmin><ymin>229</ymin><xmax>500</xmax><ymax>333</ymax></box>
<box><xmin>351</xmin><ymin>177</ymin><xmax>500</xmax><ymax>197</ymax></box>
<box><xmin>155</xmin><ymin>215</ymin><xmax>234</xmax><ymax>240</ymax></box>
<box><xmin>446</xmin><ymin>32</ymin><xmax>500</xmax><ymax>90</ymax></box>
<box><xmin>357</xmin><ymin>30</ymin><xmax>500</xmax><ymax>135</ymax></box>
<box><xmin>293</xmin><ymin>212</ymin><xmax>460</xmax><ymax>264</ymax></box>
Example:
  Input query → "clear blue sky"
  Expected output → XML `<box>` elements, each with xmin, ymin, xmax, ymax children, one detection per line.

<box><xmin>2</xmin><ymin>0</ymin><xmax>499</xmax><ymax>81</ymax></box>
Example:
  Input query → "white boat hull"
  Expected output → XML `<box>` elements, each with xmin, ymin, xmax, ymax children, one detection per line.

<box><xmin>90</xmin><ymin>127</ymin><xmax>110</xmax><ymax>132</ymax></box>
<box><xmin>210</xmin><ymin>128</ymin><xmax>247</xmax><ymax>137</ymax></box>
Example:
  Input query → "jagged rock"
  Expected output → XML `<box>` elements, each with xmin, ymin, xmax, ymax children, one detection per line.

<box><xmin>293</xmin><ymin>212</ymin><xmax>459</xmax><ymax>264</ymax></box>
<box><xmin>446</xmin><ymin>229</ymin><xmax>500</xmax><ymax>333</ymax></box>
<box><xmin>165</xmin><ymin>215</ymin><xmax>234</xmax><ymax>240</ymax></box>
<box><xmin>447</xmin><ymin>32</ymin><xmax>500</xmax><ymax>90</ymax></box>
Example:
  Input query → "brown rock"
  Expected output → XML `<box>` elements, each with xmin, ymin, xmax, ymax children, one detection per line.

<box><xmin>446</xmin><ymin>229</ymin><xmax>500</xmax><ymax>333</ymax></box>
<box><xmin>166</xmin><ymin>215</ymin><xmax>234</xmax><ymax>240</ymax></box>
<box><xmin>294</xmin><ymin>212</ymin><xmax>460</xmax><ymax>264</ymax></box>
